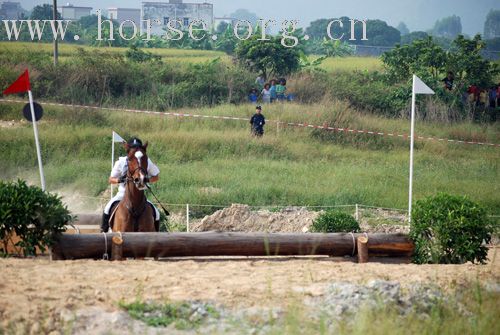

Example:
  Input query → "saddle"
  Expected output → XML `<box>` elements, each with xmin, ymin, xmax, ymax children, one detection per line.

<box><xmin>108</xmin><ymin>201</ymin><xmax>158</xmax><ymax>232</ymax></box>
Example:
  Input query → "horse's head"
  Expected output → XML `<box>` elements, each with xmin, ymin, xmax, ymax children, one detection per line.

<box><xmin>125</xmin><ymin>142</ymin><xmax>149</xmax><ymax>191</ymax></box>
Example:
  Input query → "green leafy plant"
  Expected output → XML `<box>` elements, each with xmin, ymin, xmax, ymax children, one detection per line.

<box><xmin>311</xmin><ymin>211</ymin><xmax>360</xmax><ymax>233</ymax></box>
<box><xmin>119</xmin><ymin>300</ymin><xmax>219</xmax><ymax>330</ymax></box>
<box><xmin>0</xmin><ymin>180</ymin><xmax>73</xmax><ymax>256</ymax></box>
<box><xmin>410</xmin><ymin>193</ymin><xmax>494</xmax><ymax>264</ymax></box>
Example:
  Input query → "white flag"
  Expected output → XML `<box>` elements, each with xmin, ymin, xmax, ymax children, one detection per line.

<box><xmin>112</xmin><ymin>131</ymin><xmax>125</xmax><ymax>143</ymax></box>
<box><xmin>413</xmin><ymin>75</ymin><xmax>435</xmax><ymax>95</ymax></box>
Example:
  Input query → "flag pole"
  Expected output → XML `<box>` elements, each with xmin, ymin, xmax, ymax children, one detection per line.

<box><xmin>111</xmin><ymin>131</ymin><xmax>115</xmax><ymax>200</ymax></box>
<box><xmin>28</xmin><ymin>90</ymin><xmax>46</xmax><ymax>191</ymax></box>
<box><xmin>408</xmin><ymin>75</ymin><xmax>417</xmax><ymax>224</ymax></box>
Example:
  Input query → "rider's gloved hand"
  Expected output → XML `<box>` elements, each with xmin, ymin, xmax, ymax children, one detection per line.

<box><xmin>118</xmin><ymin>175</ymin><xmax>126</xmax><ymax>183</ymax></box>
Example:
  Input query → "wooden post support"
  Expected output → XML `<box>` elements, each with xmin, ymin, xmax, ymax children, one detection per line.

<box><xmin>111</xmin><ymin>235</ymin><xmax>124</xmax><ymax>261</ymax></box>
<box><xmin>357</xmin><ymin>235</ymin><xmax>369</xmax><ymax>263</ymax></box>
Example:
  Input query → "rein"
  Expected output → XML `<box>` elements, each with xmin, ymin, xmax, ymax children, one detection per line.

<box><xmin>123</xmin><ymin>161</ymin><xmax>148</xmax><ymax>232</ymax></box>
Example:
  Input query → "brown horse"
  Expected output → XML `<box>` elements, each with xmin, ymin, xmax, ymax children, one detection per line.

<box><xmin>112</xmin><ymin>143</ymin><xmax>156</xmax><ymax>232</ymax></box>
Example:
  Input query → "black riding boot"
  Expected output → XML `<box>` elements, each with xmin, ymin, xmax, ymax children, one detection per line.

<box><xmin>101</xmin><ymin>213</ymin><xmax>111</xmax><ymax>233</ymax></box>
<box><xmin>154</xmin><ymin>220</ymin><xmax>160</xmax><ymax>232</ymax></box>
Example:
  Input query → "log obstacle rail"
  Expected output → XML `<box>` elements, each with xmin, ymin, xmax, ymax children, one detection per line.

<box><xmin>51</xmin><ymin>232</ymin><xmax>414</xmax><ymax>260</ymax></box>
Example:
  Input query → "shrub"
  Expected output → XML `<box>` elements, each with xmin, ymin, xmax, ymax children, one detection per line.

<box><xmin>125</xmin><ymin>46</ymin><xmax>162</xmax><ymax>63</ymax></box>
<box><xmin>0</xmin><ymin>180</ymin><xmax>73</xmax><ymax>256</ymax></box>
<box><xmin>410</xmin><ymin>193</ymin><xmax>494</xmax><ymax>264</ymax></box>
<box><xmin>311</xmin><ymin>211</ymin><xmax>360</xmax><ymax>233</ymax></box>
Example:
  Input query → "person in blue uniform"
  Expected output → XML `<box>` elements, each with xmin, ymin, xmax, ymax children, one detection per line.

<box><xmin>250</xmin><ymin>106</ymin><xmax>266</xmax><ymax>137</ymax></box>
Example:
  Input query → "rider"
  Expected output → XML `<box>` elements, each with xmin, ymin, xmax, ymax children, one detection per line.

<box><xmin>101</xmin><ymin>137</ymin><xmax>161</xmax><ymax>232</ymax></box>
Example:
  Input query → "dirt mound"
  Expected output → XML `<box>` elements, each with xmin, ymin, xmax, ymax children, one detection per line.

<box><xmin>190</xmin><ymin>204</ymin><xmax>319</xmax><ymax>233</ymax></box>
<box><xmin>190</xmin><ymin>204</ymin><xmax>410</xmax><ymax>234</ymax></box>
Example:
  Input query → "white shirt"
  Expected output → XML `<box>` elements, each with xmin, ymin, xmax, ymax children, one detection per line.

<box><xmin>261</xmin><ymin>88</ymin><xmax>271</xmax><ymax>101</ymax></box>
<box><xmin>110</xmin><ymin>156</ymin><xmax>160</xmax><ymax>194</ymax></box>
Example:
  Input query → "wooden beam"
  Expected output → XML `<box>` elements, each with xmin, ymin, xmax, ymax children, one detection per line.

<box><xmin>357</xmin><ymin>235</ymin><xmax>369</xmax><ymax>263</ymax></box>
<box><xmin>51</xmin><ymin>232</ymin><xmax>414</xmax><ymax>260</ymax></box>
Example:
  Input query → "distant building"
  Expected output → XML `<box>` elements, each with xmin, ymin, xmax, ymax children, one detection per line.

<box><xmin>142</xmin><ymin>1</ymin><xmax>214</xmax><ymax>35</ymax></box>
<box><xmin>0</xmin><ymin>1</ymin><xmax>26</xmax><ymax>20</ymax></box>
<box><xmin>58</xmin><ymin>4</ymin><xmax>92</xmax><ymax>20</ymax></box>
<box><xmin>108</xmin><ymin>7</ymin><xmax>141</xmax><ymax>27</ymax></box>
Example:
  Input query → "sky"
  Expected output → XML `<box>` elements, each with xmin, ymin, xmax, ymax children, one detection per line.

<box><xmin>15</xmin><ymin>0</ymin><xmax>500</xmax><ymax>36</ymax></box>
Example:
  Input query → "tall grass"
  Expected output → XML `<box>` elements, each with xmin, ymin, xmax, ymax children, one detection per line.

<box><xmin>0</xmin><ymin>101</ymin><xmax>498</xmax><ymax>212</ymax></box>
<box><xmin>266</xmin><ymin>287</ymin><xmax>500</xmax><ymax>335</ymax></box>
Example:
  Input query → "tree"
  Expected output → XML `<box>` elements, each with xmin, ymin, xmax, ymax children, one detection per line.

<box><xmin>306</xmin><ymin>17</ymin><xmax>400</xmax><ymax>46</ymax></box>
<box><xmin>215</xmin><ymin>25</ymin><xmax>239</xmax><ymax>54</ymax></box>
<box><xmin>382</xmin><ymin>36</ymin><xmax>447</xmax><ymax>82</ymax></box>
<box><xmin>401</xmin><ymin>31</ymin><xmax>429</xmax><ymax>45</ymax></box>
<box><xmin>447</xmin><ymin>35</ymin><xmax>498</xmax><ymax>89</ymax></box>
<box><xmin>431</xmin><ymin>15</ymin><xmax>462</xmax><ymax>39</ymax></box>
<box><xmin>382</xmin><ymin>34</ymin><xmax>499</xmax><ymax>114</ymax></box>
<box><xmin>484</xmin><ymin>9</ymin><xmax>500</xmax><ymax>40</ymax></box>
<box><xmin>485</xmin><ymin>37</ymin><xmax>500</xmax><ymax>51</ymax></box>
<box><xmin>397</xmin><ymin>22</ymin><xmax>410</xmax><ymax>36</ymax></box>
<box><xmin>78</xmin><ymin>15</ymin><xmax>99</xmax><ymax>29</ymax></box>
<box><xmin>305</xmin><ymin>18</ymin><xmax>336</xmax><ymax>40</ymax></box>
<box><xmin>230</xmin><ymin>9</ymin><xmax>259</xmax><ymax>26</ymax></box>
<box><xmin>30</xmin><ymin>4</ymin><xmax>61</xmax><ymax>20</ymax></box>
<box><xmin>235</xmin><ymin>36</ymin><xmax>302</xmax><ymax>79</ymax></box>
<box><xmin>216</xmin><ymin>21</ymin><xmax>229</xmax><ymax>34</ymax></box>
<box><xmin>363</xmin><ymin>20</ymin><xmax>401</xmax><ymax>46</ymax></box>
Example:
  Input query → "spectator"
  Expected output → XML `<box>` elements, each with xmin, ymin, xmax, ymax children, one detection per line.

<box><xmin>467</xmin><ymin>85</ymin><xmax>480</xmax><ymax>106</ymax></box>
<box><xmin>250</xmin><ymin>106</ymin><xmax>266</xmax><ymax>137</ymax></box>
<box><xmin>261</xmin><ymin>83</ymin><xmax>271</xmax><ymax>104</ymax></box>
<box><xmin>248</xmin><ymin>88</ymin><xmax>258</xmax><ymax>104</ymax></box>
<box><xmin>276</xmin><ymin>79</ymin><xmax>286</xmax><ymax>101</ymax></box>
<box><xmin>255</xmin><ymin>74</ymin><xmax>265</xmax><ymax>91</ymax></box>
<box><xmin>479</xmin><ymin>89</ymin><xmax>488</xmax><ymax>108</ymax></box>
<box><xmin>442</xmin><ymin>71</ymin><xmax>455</xmax><ymax>91</ymax></box>
<box><xmin>488</xmin><ymin>85</ymin><xmax>497</xmax><ymax>108</ymax></box>
<box><xmin>269</xmin><ymin>79</ymin><xmax>277</xmax><ymax>103</ymax></box>
<box><xmin>497</xmin><ymin>84</ymin><xmax>500</xmax><ymax>107</ymax></box>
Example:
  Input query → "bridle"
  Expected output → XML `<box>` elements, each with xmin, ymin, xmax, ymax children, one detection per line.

<box><xmin>125</xmin><ymin>165</ymin><xmax>149</xmax><ymax>191</ymax></box>
<box><xmin>124</xmin><ymin>149</ymin><xmax>149</xmax><ymax>190</ymax></box>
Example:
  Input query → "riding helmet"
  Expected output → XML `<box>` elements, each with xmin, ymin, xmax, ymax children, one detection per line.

<box><xmin>127</xmin><ymin>137</ymin><xmax>143</xmax><ymax>148</ymax></box>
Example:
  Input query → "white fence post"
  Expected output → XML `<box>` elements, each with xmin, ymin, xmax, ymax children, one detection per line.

<box><xmin>355</xmin><ymin>204</ymin><xmax>359</xmax><ymax>221</ymax></box>
<box><xmin>186</xmin><ymin>204</ymin><xmax>190</xmax><ymax>232</ymax></box>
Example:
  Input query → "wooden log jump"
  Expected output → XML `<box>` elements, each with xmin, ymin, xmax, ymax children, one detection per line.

<box><xmin>51</xmin><ymin>232</ymin><xmax>414</xmax><ymax>260</ymax></box>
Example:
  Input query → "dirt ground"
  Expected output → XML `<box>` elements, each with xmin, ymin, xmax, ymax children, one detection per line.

<box><xmin>0</xmin><ymin>248</ymin><xmax>498</xmax><ymax>328</ymax></box>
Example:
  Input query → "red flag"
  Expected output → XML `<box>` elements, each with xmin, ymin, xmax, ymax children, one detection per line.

<box><xmin>3</xmin><ymin>69</ymin><xmax>31</xmax><ymax>95</ymax></box>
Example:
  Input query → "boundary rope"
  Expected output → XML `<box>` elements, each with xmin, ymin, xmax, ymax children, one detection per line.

<box><xmin>1</xmin><ymin>98</ymin><xmax>498</xmax><ymax>148</ymax></box>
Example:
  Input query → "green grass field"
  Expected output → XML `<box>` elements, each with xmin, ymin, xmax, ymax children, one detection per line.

<box><xmin>0</xmin><ymin>99</ymin><xmax>498</xmax><ymax>213</ymax></box>
<box><xmin>0</xmin><ymin>41</ymin><xmax>229</xmax><ymax>64</ymax></box>
<box><xmin>0</xmin><ymin>41</ymin><xmax>383</xmax><ymax>72</ymax></box>
<box><xmin>317</xmin><ymin>56</ymin><xmax>383</xmax><ymax>72</ymax></box>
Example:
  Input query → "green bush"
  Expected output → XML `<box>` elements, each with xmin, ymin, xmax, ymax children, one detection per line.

<box><xmin>311</xmin><ymin>211</ymin><xmax>360</xmax><ymax>233</ymax></box>
<box><xmin>410</xmin><ymin>193</ymin><xmax>494</xmax><ymax>264</ymax></box>
<box><xmin>0</xmin><ymin>180</ymin><xmax>73</xmax><ymax>256</ymax></box>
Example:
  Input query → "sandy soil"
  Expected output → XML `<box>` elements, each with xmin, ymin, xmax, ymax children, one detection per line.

<box><xmin>0</xmin><ymin>248</ymin><xmax>498</xmax><ymax>327</ymax></box>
